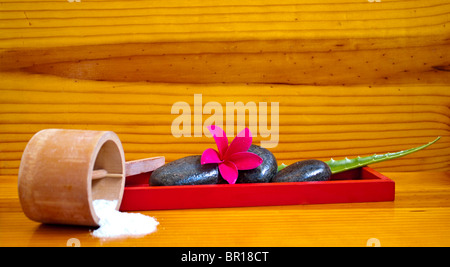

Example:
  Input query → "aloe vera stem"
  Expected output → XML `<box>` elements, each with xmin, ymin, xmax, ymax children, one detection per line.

<box><xmin>277</xmin><ymin>137</ymin><xmax>441</xmax><ymax>174</ymax></box>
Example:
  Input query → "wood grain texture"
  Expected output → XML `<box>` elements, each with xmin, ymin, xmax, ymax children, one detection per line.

<box><xmin>1</xmin><ymin>171</ymin><xmax>450</xmax><ymax>246</ymax></box>
<box><xmin>0</xmin><ymin>0</ymin><xmax>449</xmax><ymax>176</ymax></box>
<box><xmin>1</xmin><ymin>0</ymin><xmax>449</xmax><ymax>248</ymax></box>
<box><xmin>0</xmin><ymin>0</ymin><xmax>449</xmax><ymax>84</ymax></box>
<box><xmin>0</xmin><ymin>71</ymin><xmax>448</xmax><ymax>174</ymax></box>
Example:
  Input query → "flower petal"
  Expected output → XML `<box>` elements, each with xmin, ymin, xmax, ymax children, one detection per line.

<box><xmin>218</xmin><ymin>161</ymin><xmax>238</xmax><ymax>184</ymax></box>
<box><xmin>201</xmin><ymin>148</ymin><xmax>222</xmax><ymax>165</ymax></box>
<box><xmin>207</xmin><ymin>125</ymin><xmax>228</xmax><ymax>158</ymax></box>
<box><xmin>224</xmin><ymin>128</ymin><xmax>252</xmax><ymax>159</ymax></box>
<box><xmin>228</xmin><ymin>152</ymin><xmax>263</xmax><ymax>170</ymax></box>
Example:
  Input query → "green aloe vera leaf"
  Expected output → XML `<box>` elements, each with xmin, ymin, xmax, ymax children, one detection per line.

<box><xmin>277</xmin><ymin>163</ymin><xmax>288</xmax><ymax>172</ymax></box>
<box><xmin>325</xmin><ymin>136</ymin><xmax>441</xmax><ymax>174</ymax></box>
<box><xmin>276</xmin><ymin>137</ymin><xmax>441</xmax><ymax>174</ymax></box>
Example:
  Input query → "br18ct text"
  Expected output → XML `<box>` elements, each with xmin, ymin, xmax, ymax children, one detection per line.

<box><xmin>226</xmin><ymin>251</ymin><xmax>269</xmax><ymax>262</ymax></box>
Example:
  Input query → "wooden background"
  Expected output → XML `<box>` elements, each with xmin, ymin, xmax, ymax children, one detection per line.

<box><xmin>0</xmin><ymin>0</ymin><xmax>449</xmax><ymax>175</ymax></box>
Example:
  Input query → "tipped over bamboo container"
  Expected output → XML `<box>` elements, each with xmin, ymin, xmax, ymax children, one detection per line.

<box><xmin>18</xmin><ymin>129</ymin><xmax>126</xmax><ymax>226</ymax></box>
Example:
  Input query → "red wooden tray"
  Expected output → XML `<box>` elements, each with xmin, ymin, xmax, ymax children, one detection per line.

<box><xmin>119</xmin><ymin>166</ymin><xmax>395</xmax><ymax>211</ymax></box>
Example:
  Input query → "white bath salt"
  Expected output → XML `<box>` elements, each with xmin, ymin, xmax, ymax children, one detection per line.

<box><xmin>91</xmin><ymin>199</ymin><xmax>159</xmax><ymax>239</ymax></box>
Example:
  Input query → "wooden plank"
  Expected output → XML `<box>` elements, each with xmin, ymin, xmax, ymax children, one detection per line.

<box><xmin>0</xmin><ymin>0</ymin><xmax>448</xmax><ymax>84</ymax></box>
<box><xmin>0</xmin><ymin>71</ymin><xmax>448</xmax><ymax>174</ymax></box>
<box><xmin>2</xmin><ymin>43</ymin><xmax>449</xmax><ymax>85</ymax></box>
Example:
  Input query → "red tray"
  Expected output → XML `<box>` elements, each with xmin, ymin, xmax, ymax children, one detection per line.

<box><xmin>120</xmin><ymin>166</ymin><xmax>395</xmax><ymax>211</ymax></box>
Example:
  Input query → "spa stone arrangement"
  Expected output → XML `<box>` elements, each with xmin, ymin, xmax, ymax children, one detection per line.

<box><xmin>150</xmin><ymin>125</ymin><xmax>440</xmax><ymax>186</ymax></box>
<box><xmin>16</xmin><ymin>127</ymin><xmax>440</xmax><ymax>230</ymax></box>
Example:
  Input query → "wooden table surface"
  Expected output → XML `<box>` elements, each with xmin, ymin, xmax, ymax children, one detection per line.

<box><xmin>1</xmin><ymin>171</ymin><xmax>449</xmax><ymax>247</ymax></box>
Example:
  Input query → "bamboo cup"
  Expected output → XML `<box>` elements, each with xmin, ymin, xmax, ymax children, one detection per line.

<box><xmin>18</xmin><ymin>129</ymin><xmax>126</xmax><ymax>226</ymax></box>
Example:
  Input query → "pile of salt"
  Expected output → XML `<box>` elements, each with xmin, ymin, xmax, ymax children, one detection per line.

<box><xmin>92</xmin><ymin>199</ymin><xmax>159</xmax><ymax>239</ymax></box>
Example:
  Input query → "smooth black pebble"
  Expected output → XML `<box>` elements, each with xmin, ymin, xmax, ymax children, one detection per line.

<box><xmin>150</xmin><ymin>155</ymin><xmax>219</xmax><ymax>186</ymax></box>
<box><xmin>272</xmin><ymin>159</ymin><xmax>332</xmax><ymax>183</ymax></box>
<box><xmin>236</xmin><ymin>145</ymin><xmax>278</xmax><ymax>183</ymax></box>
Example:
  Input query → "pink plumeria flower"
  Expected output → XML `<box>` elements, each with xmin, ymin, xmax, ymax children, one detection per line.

<box><xmin>201</xmin><ymin>125</ymin><xmax>263</xmax><ymax>184</ymax></box>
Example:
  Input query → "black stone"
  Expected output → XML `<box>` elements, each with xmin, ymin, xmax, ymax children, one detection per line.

<box><xmin>150</xmin><ymin>155</ymin><xmax>219</xmax><ymax>186</ymax></box>
<box><xmin>236</xmin><ymin>145</ymin><xmax>278</xmax><ymax>183</ymax></box>
<box><xmin>271</xmin><ymin>159</ymin><xmax>331</xmax><ymax>183</ymax></box>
